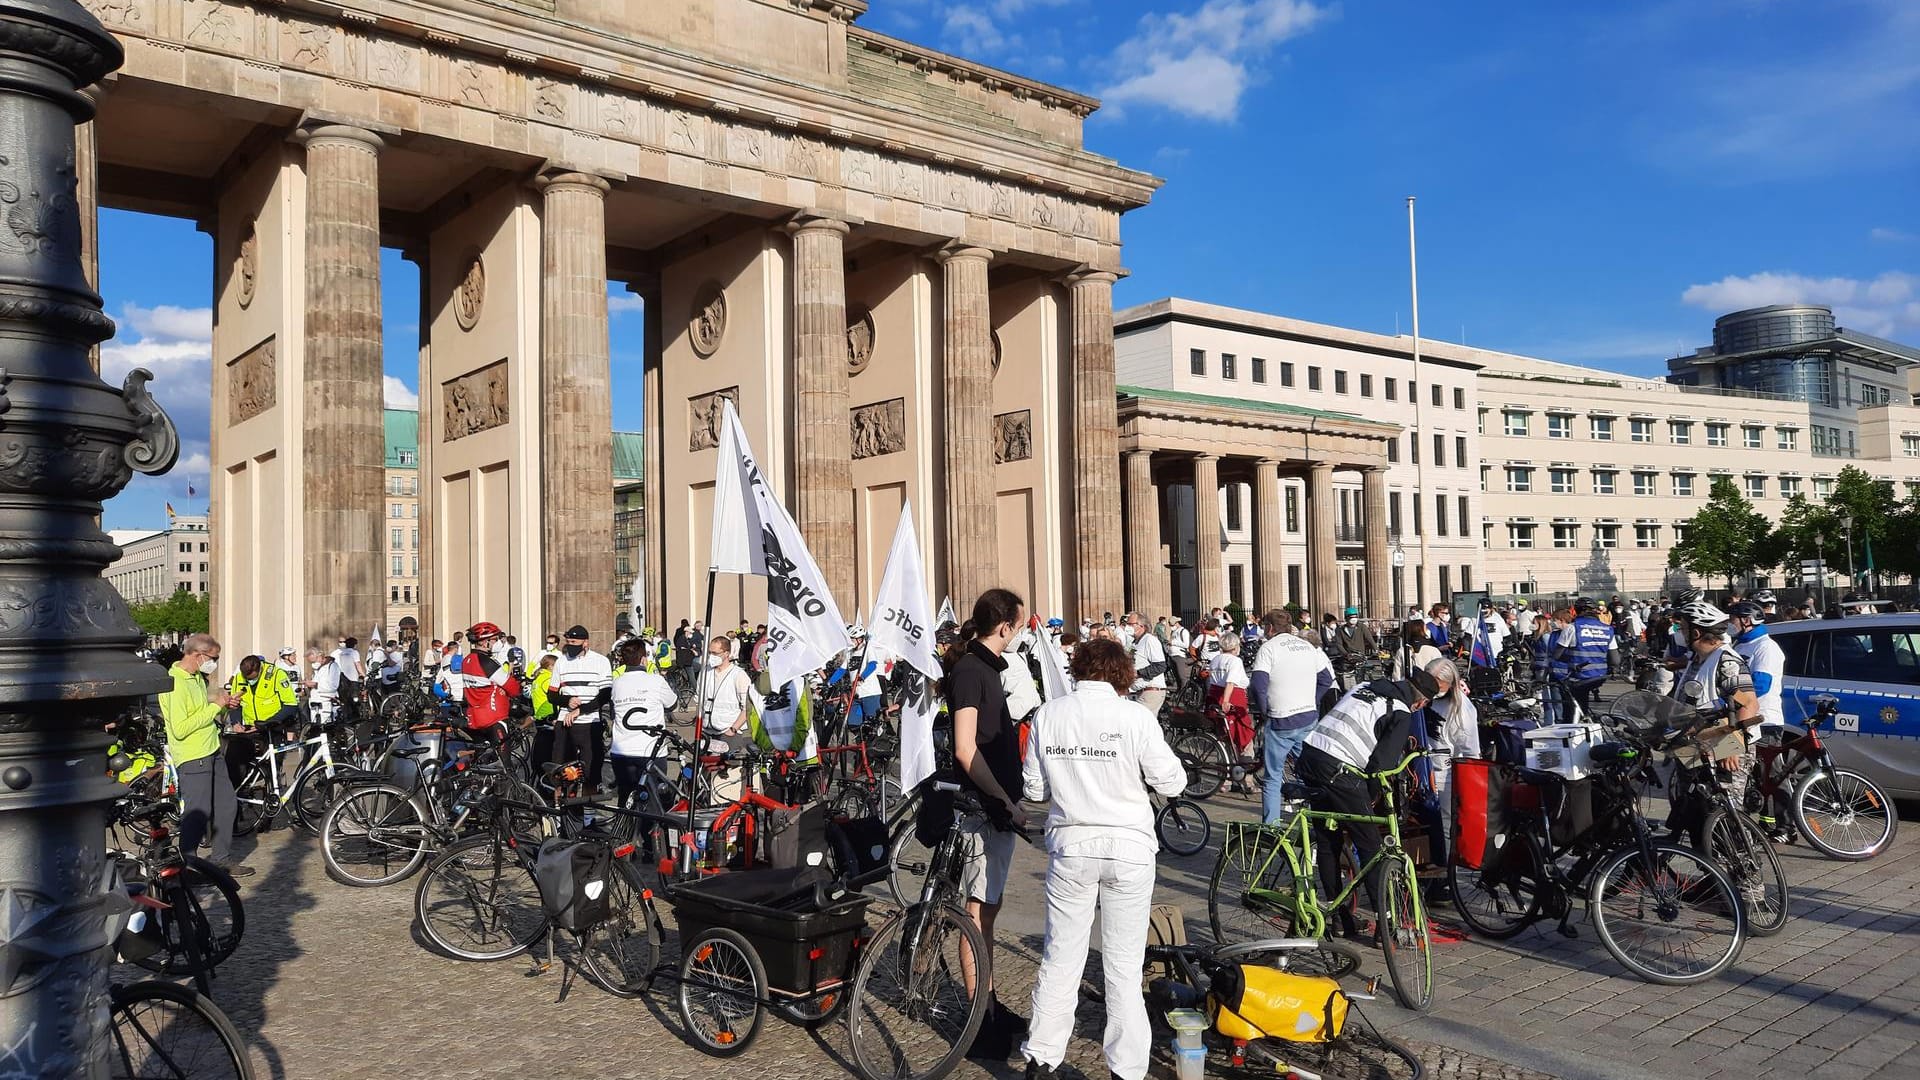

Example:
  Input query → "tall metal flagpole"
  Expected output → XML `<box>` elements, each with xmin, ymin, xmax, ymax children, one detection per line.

<box><xmin>0</xmin><ymin>2</ymin><xmax>183</xmax><ymax>1072</ymax></box>
<box><xmin>1408</xmin><ymin>197</ymin><xmax>1432</xmax><ymax>606</ymax></box>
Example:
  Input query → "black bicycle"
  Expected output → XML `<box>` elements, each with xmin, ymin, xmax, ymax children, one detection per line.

<box><xmin>1662</xmin><ymin>729</ymin><xmax>1791</xmax><ymax>937</ymax></box>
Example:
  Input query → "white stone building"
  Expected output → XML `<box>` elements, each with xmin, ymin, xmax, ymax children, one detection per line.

<box><xmin>107</xmin><ymin>515</ymin><xmax>211</xmax><ymax>605</ymax></box>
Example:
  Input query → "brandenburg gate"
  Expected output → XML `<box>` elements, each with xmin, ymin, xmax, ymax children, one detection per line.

<box><xmin>78</xmin><ymin>0</ymin><xmax>1157</xmax><ymax>647</ymax></box>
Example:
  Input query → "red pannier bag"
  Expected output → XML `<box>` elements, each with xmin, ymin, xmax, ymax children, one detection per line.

<box><xmin>1451</xmin><ymin>758</ymin><xmax>1512</xmax><ymax>869</ymax></box>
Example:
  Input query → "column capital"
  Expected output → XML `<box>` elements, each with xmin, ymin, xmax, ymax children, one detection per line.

<box><xmin>784</xmin><ymin>212</ymin><xmax>855</xmax><ymax>238</ymax></box>
<box><xmin>1193</xmin><ymin>451</ymin><xmax>1220</xmax><ymax>464</ymax></box>
<box><xmin>534</xmin><ymin>170</ymin><xmax>611</xmax><ymax>197</ymax></box>
<box><xmin>1309</xmin><ymin>460</ymin><xmax>1335</xmax><ymax>475</ymax></box>
<box><xmin>1062</xmin><ymin>265</ymin><xmax>1120</xmax><ymax>288</ymax></box>
<box><xmin>934</xmin><ymin>242</ymin><xmax>994</xmax><ymax>266</ymax></box>
<box><xmin>292</xmin><ymin>121</ymin><xmax>385</xmax><ymax>154</ymax></box>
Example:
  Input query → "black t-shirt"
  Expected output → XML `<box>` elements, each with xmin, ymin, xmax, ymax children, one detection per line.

<box><xmin>949</xmin><ymin>640</ymin><xmax>1019</xmax><ymax>803</ymax></box>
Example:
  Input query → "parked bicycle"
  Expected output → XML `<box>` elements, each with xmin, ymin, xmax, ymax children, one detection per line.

<box><xmin>1661</xmin><ymin>726</ymin><xmax>1790</xmax><ymax>936</ymax></box>
<box><xmin>1746</xmin><ymin>694</ymin><xmax>1898</xmax><ymax>860</ymax></box>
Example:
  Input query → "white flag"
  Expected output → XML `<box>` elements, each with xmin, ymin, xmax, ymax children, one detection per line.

<box><xmin>867</xmin><ymin>504</ymin><xmax>942</xmax><ymax>791</ymax></box>
<box><xmin>1034</xmin><ymin>619</ymin><xmax>1074</xmax><ymax>702</ymax></box>
<box><xmin>628</xmin><ymin>562</ymin><xmax>645</xmax><ymax>627</ymax></box>
<box><xmin>937</xmin><ymin>595</ymin><xmax>956</xmax><ymax>627</ymax></box>
<box><xmin>707</xmin><ymin>399</ymin><xmax>851</xmax><ymax>689</ymax></box>
<box><xmin>370</xmin><ymin>624</ymin><xmax>382</xmax><ymax>646</ymax></box>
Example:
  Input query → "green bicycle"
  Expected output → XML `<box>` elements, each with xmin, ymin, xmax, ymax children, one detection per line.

<box><xmin>1206</xmin><ymin>752</ymin><xmax>1433</xmax><ymax>1011</ymax></box>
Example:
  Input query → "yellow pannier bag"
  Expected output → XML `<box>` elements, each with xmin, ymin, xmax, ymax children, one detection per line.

<box><xmin>1209</xmin><ymin>965</ymin><xmax>1349</xmax><ymax>1044</ymax></box>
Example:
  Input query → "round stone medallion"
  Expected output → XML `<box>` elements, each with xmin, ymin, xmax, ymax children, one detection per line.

<box><xmin>235</xmin><ymin>222</ymin><xmax>257</xmax><ymax>309</ymax></box>
<box><xmin>847</xmin><ymin>304</ymin><xmax>875</xmax><ymax>375</ymax></box>
<box><xmin>690</xmin><ymin>283</ymin><xmax>727</xmax><ymax>357</ymax></box>
<box><xmin>453</xmin><ymin>251</ymin><xmax>486</xmax><ymax>331</ymax></box>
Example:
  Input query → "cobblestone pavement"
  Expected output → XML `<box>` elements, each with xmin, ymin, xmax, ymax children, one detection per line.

<box><xmin>191</xmin><ymin>779</ymin><xmax>1914</xmax><ymax>1080</ymax></box>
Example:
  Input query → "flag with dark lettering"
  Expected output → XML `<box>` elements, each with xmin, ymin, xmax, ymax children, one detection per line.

<box><xmin>867</xmin><ymin>503</ymin><xmax>940</xmax><ymax>789</ymax></box>
<box><xmin>709</xmin><ymin>398</ymin><xmax>850</xmax><ymax>689</ymax></box>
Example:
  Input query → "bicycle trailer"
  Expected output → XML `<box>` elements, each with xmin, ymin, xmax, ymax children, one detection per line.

<box><xmin>667</xmin><ymin>867</ymin><xmax>870</xmax><ymax>998</ymax></box>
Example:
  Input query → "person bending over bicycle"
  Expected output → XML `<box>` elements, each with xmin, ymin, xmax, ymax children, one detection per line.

<box><xmin>1669</xmin><ymin>601</ymin><xmax>1763</xmax><ymax>808</ymax></box>
<box><xmin>1017</xmin><ymin>638</ymin><xmax>1188</xmax><ymax>1080</ymax></box>
<box><xmin>224</xmin><ymin>654</ymin><xmax>300</xmax><ymax>788</ymax></box>
<box><xmin>1297</xmin><ymin>662</ymin><xmax>1452</xmax><ymax>941</ymax></box>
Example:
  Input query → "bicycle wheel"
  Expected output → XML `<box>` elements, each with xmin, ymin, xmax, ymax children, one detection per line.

<box><xmin>133</xmin><ymin>860</ymin><xmax>245</xmax><ymax>977</ymax></box>
<box><xmin>846</xmin><ymin>905</ymin><xmax>990</xmax><ymax>1080</ymax></box>
<box><xmin>413</xmin><ymin>834</ymin><xmax>547</xmax><ymax>961</ymax></box>
<box><xmin>887</xmin><ymin>824</ymin><xmax>936</xmax><ymax>907</ymax></box>
<box><xmin>1247</xmin><ymin>1001</ymin><xmax>1423</xmax><ymax>1080</ymax></box>
<box><xmin>108</xmin><ymin>980</ymin><xmax>253</xmax><ymax>1080</ymax></box>
<box><xmin>321</xmin><ymin>784</ymin><xmax>433</xmax><ymax>888</ymax></box>
<box><xmin>1214</xmin><ymin>937</ymin><xmax>1367</xmax><ymax>980</ymax></box>
<box><xmin>1589</xmin><ymin>842</ymin><xmax>1744</xmax><ymax>985</ymax></box>
<box><xmin>1377</xmin><ymin>855</ymin><xmax>1433</xmax><ymax>1011</ymax></box>
<box><xmin>1156</xmin><ymin>798</ymin><xmax>1212</xmax><ymax>857</ymax></box>
<box><xmin>1794</xmin><ymin>768</ymin><xmax>1898</xmax><ymax>860</ymax></box>
<box><xmin>580</xmin><ymin>864</ymin><xmax>657</xmax><ymax>998</ymax></box>
<box><xmin>677</xmin><ymin>927</ymin><xmax>766</xmax><ymax>1056</ymax></box>
<box><xmin>291</xmin><ymin>763</ymin><xmax>377</xmax><ymax>833</ymax></box>
<box><xmin>230</xmin><ymin>786</ymin><xmax>271</xmax><ymax>838</ymax></box>
<box><xmin>1207</xmin><ymin>823</ymin><xmax>1306</xmax><ymax>945</ymax></box>
<box><xmin>1448</xmin><ymin>836</ymin><xmax>1543</xmax><ymax>940</ymax></box>
<box><xmin>1171</xmin><ymin>730</ymin><xmax>1231</xmax><ymax>800</ymax></box>
<box><xmin>1701</xmin><ymin>809</ymin><xmax>1789</xmax><ymax>937</ymax></box>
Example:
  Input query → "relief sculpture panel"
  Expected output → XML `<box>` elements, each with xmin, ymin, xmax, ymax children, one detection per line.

<box><xmin>689</xmin><ymin>387</ymin><xmax>740</xmax><ymax>452</ymax></box>
<box><xmin>994</xmin><ymin>410</ymin><xmax>1032</xmax><ymax>464</ymax></box>
<box><xmin>851</xmin><ymin>398</ymin><xmax>906</xmax><ymax>460</ymax></box>
<box><xmin>443</xmin><ymin>359</ymin><xmax>510</xmax><ymax>441</ymax></box>
<box><xmin>227</xmin><ymin>337</ymin><xmax>276</xmax><ymax>424</ymax></box>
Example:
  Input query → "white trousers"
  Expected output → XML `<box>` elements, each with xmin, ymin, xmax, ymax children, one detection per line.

<box><xmin>1021</xmin><ymin>853</ymin><xmax>1156</xmax><ymax>1080</ymax></box>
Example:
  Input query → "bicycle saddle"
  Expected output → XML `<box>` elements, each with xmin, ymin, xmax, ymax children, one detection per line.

<box><xmin>1280</xmin><ymin>780</ymin><xmax>1315</xmax><ymax>802</ymax></box>
<box><xmin>390</xmin><ymin>745</ymin><xmax>433</xmax><ymax>759</ymax></box>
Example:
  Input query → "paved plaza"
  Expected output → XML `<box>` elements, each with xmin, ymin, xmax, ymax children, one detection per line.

<box><xmin>193</xmin><ymin>783</ymin><xmax>1919</xmax><ymax>1080</ymax></box>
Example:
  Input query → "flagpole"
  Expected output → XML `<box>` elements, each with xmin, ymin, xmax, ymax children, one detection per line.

<box><xmin>686</xmin><ymin>565</ymin><xmax>718</xmax><ymax>868</ymax></box>
<box><xmin>1408</xmin><ymin>196</ymin><xmax>1432</xmax><ymax>607</ymax></box>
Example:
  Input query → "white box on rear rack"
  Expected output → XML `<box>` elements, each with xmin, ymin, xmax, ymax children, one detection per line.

<box><xmin>1523</xmin><ymin>723</ymin><xmax>1604</xmax><ymax>780</ymax></box>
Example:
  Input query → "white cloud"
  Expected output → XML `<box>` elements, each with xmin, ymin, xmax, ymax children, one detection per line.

<box><xmin>383</xmin><ymin>376</ymin><xmax>419</xmax><ymax>410</ymax></box>
<box><xmin>1099</xmin><ymin>0</ymin><xmax>1335</xmax><ymax>122</ymax></box>
<box><xmin>944</xmin><ymin>8</ymin><xmax>1006</xmax><ymax>54</ymax></box>
<box><xmin>121</xmin><ymin>303</ymin><xmax>211</xmax><ymax>345</ymax></box>
<box><xmin>607</xmin><ymin>291</ymin><xmax>646</xmax><ymax>315</ymax></box>
<box><xmin>1681</xmin><ymin>271</ymin><xmax>1920</xmax><ymax>338</ymax></box>
<box><xmin>1872</xmin><ymin>227</ymin><xmax>1916</xmax><ymax>244</ymax></box>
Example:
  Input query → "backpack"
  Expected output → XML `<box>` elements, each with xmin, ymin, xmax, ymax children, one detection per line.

<box><xmin>532</xmin><ymin>837</ymin><xmax>614</xmax><ymax>932</ymax></box>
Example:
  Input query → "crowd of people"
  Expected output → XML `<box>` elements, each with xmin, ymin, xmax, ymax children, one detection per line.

<box><xmin>148</xmin><ymin>580</ymin><xmax>1817</xmax><ymax>1080</ymax></box>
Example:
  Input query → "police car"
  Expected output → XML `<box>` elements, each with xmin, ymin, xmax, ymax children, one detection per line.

<box><xmin>1770</xmin><ymin>613</ymin><xmax>1920</xmax><ymax>798</ymax></box>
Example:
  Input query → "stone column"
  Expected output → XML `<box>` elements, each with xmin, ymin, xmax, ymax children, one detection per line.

<box><xmin>1254</xmin><ymin>458</ymin><xmax>1285</xmax><ymax>613</ymax></box>
<box><xmin>1193</xmin><ymin>453</ymin><xmax>1224</xmax><ymax>610</ymax></box>
<box><xmin>538</xmin><ymin>171</ymin><xmax>614</xmax><ymax>641</ymax></box>
<box><xmin>788</xmin><ymin>215</ymin><xmax>856</xmax><ymax>609</ymax></box>
<box><xmin>633</xmin><ymin>276</ymin><xmax>667</xmax><ymax>630</ymax></box>
<box><xmin>1363</xmin><ymin>466</ymin><xmax>1391</xmax><ymax>621</ymax></box>
<box><xmin>1069</xmin><ymin>269</ymin><xmax>1123</xmax><ymax>623</ymax></box>
<box><xmin>1124</xmin><ymin>449</ymin><xmax>1165</xmax><ymax>615</ymax></box>
<box><xmin>1308</xmin><ymin>462</ymin><xmax>1339</xmax><ymax>615</ymax></box>
<box><xmin>300</xmin><ymin>123</ymin><xmax>386</xmax><ymax>646</ymax></box>
<box><xmin>939</xmin><ymin>245</ymin><xmax>997</xmax><ymax>607</ymax></box>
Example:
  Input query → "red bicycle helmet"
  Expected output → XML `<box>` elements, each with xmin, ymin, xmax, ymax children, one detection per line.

<box><xmin>468</xmin><ymin>621</ymin><xmax>504</xmax><ymax>640</ymax></box>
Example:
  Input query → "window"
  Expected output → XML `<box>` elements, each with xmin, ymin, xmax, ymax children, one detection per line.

<box><xmin>1287</xmin><ymin>565</ymin><xmax>1302</xmax><ymax>605</ymax></box>
<box><xmin>1280</xmin><ymin>361</ymin><xmax>1295</xmax><ymax>387</ymax></box>
<box><xmin>1308</xmin><ymin>366</ymin><xmax>1323</xmax><ymax>391</ymax></box>
<box><xmin>1594</xmin><ymin>524</ymin><xmax>1620</xmax><ymax>548</ymax></box>
<box><xmin>1673</xmin><ymin>473</ymin><xmax>1695</xmax><ymax>497</ymax></box>
<box><xmin>1903</xmin><ymin>435</ymin><xmax>1918</xmax><ymax>458</ymax></box>
<box><xmin>1550</xmin><ymin>467</ymin><xmax>1575</xmax><ymax>493</ymax></box>
<box><xmin>198</xmin><ymin>562</ymin><xmax>206</xmax><ymax>573</ymax></box>
<box><xmin>1778</xmin><ymin>428</ymin><xmax>1797</xmax><ymax>451</ymax></box>
<box><xmin>411</xmin><ymin>556</ymin><xmax>419</xmax><ymax>577</ymax></box>
<box><xmin>1225</xmin><ymin>485</ymin><xmax>1243</xmax><ymax>531</ymax></box>
<box><xmin>1479</xmin><ymin>465</ymin><xmax>1490</xmax><ymax>491</ymax></box>
<box><xmin>178</xmin><ymin>542</ymin><xmax>189</xmax><ymax>554</ymax></box>
<box><xmin>1744</xmin><ymin>475</ymin><xmax>1766</xmax><ymax>500</ymax></box>
<box><xmin>1222</xmin><ymin>353</ymin><xmax>1237</xmax><ymax>380</ymax></box>
<box><xmin>1503</xmin><ymin>411</ymin><xmax>1529</xmax><ymax>437</ymax></box>
<box><xmin>1513</xmin><ymin>580</ymin><xmax>1536</xmax><ymax>596</ymax></box>
<box><xmin>1590</xmin><ymin>416</ymin><xmax>1614</xmax><ymax>441</ymax></box>
<box><xmin>1635</xmin><ymin>524</ymin><xmax>1660</xmax><ymax>548</ymax></box>
<box><xmin>391</xmin><ymin>528</ymin><xmax>402</xmax><ymax>548</ymax></box>
<box><xmin>1227</xmin><ymin>564</ymin><xmax>1246</xmax><ymax>609</ymax></box>
<box><xmin>396</xmin><ymin>449</ymin><xmax>416</xmax><ymax>466</ymax></box>
<box><xmin>1389</xmin><ymin>492</ymin><xmax>1402</xmax><ymax>535</ymax></box>
<box><xmin>1431</xmin><ymin>383</ymin><xmax>1443</xmax><ymax>408</ymax></box>
<box><xmin>1478</xmin><ymin>408</ymin><xmax>1487</xmax><ymax>434</ymax></box>
<box><xmin>1385</xmin><ymin>377</ymin><xmax>1397</xmax><ymax>401</ymax></box>
<box><xmin>1439</xmin><ymin>565</ymin><xmax>1451</xmax><ymax>597</ymax></box>
<box><xmin>1453</xmin><ymin>387</ymin><xmax>1465</xmax><ymax>410</ymax></box>
<box><xmin>411</xmin><ymin>528</ymin><xmax>419</xmax><ymax>550</ymax></box>
<box><xmin>1509</xmin><ymin>524</ymin><xmax>1535</xmax><ymax>549</ymax></box>
<box><xmin>1815</xmin><ymin>476</ymin><xmax>1833</xmax><ymax>498</ymax></box>
<box><xmin>1505</xmin><ymin>466</ymin><xmax>1532</xmax><ymax>492</ymax></box>
<box><xmin>1633</xmin><ymin>471</ymin><xmax>1656</xmax><ymax>497</ymax></box>
<box><xmin>1251</xmin><ymin>357</ymin><xmax>1266</xmax><ymax>384</ymax></box>
<box><xmin>1743</xmin><ymin>426</ymin><xmax>1763</xmax><ymax>450</ymax></box>
<box><xmin>1780</xmin><ymin>475</ymin><xmax>1802</xmax><ymax>498</ymax></box>
<box><xmin>1706</xmin><ymin>422</ymin><xmax>1729</xmax><ymax>447</ymax></box>
<box><xmin>1386</xmin><ymin>439</ymin><xmax>1399</xmax><ymax>463</ymax></box>
<box><xmin>390</xmin><ymin>504</ymin><xmax>401</xmax><ymax>519</ymax></box>
<box><xmin>1360</xmin><ymin>373</ymin><xmax>1373</xmax><ymax>397</ymax></box>
<box><xmin>391</xmin><ymin>556</ymin><xmax>403</xmax><ymax>575</ymax></box>
<box><xmin>1284</xmin><ymin>487</ymin><xmax>1299</xmax><ymax>532</ymax></box>
<box><xmin>1189</xmin><ymin>349</ymin><xmax>1206</xmax><ymax>376</ymax></box>
<box><xmin>1455</xmin><ymin>436</ymin><xmax>1467</xmax><ymax>466</ymax></box>
<box><xmin>1630</xmin><ymin>418</ymin><xmax>1653</xmax><ymax>443</ymax></box>
<box><xmin>1432</xmin><ymin>434</ymin><xmax>1445</xmax><ymax>467</ymax></box>
<box><xmin>1410</xmin><ymin>434</ymin><xmax>1419</xmax><ymax>465</ymax></box>
<box><xmin>1457</xmin><ymin>496</ymin><xmax>1469</xmax><ymax>537</ymax></box>
<box><xmin>1413</xmin><ymin>496</ymin><xmax>1422</xmax><ymax>536</ymax></box>
<box><xmin>1546</xmin><ymin>414</ymin><xmax>1571</xmax><ymax>439</ymax></box>
<box><xmin>1332</xmin><ymin>370</ymin><xmax>1347</xmax><ymax>394</ymax></box>
<box><xmin>1593</xmin><ymin>469</ymin><xmax>1616</xmax><ymax>494</ymax></box>
<box><xmin>1435</xmin><ymin>494</ymin><xmax>1449</xmax><ymax>537</ymax></box>
<box><xmin>1552</xmin><ymin>524</ymin><xmax>1579</xmax><ymax>549</ymax></box>
<box><xmin>1670</xmin><ymin>421</ymin><xmax>1692</xmax><ymax>445</ymax></box>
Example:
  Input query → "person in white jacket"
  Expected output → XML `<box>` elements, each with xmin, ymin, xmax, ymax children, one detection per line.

<box><xmin>1019</xmin><ymin>638</ymin><xmax>1187</xmax><ymax>1080</ymax></box>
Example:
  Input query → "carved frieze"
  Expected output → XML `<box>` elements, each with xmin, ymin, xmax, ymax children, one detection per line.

<box><xmin>186</xmin><ymin>3</ymin><xmax>241</xmax><ymax>51</ymax></box>
<box><xmin>285</xmin><ymin>22</ymin><xmax>335</xmax><ymax>72</ymax></box>
<box><xmin>847</xmin><ymin>304</ymin><xmax>875</xmax><ymax>376</ymax></box>
<box><xmin>453</xmin><ymin>251</ymin><xmax>485</xmax><ymax>331</ymax></box>
<box><xmin>531</xmin><ymin>77</ymin><xmax>567</xmax><ymax>121</ymax></box>
<box><xmin>668</xmin><ymin>111</ymin><xmax>705</xmax><ymax>155</ymax></box>
<box><xmin>994</xmin><ymin>410</ymin><xmax>1032</xmax><ymax>464</ymax></box>
<box><xmin>689</xmin><ymin>387</ymin><xmax>740</xmax><ymax>452</ymax></box>
<box><xmin>851</xmin><ymin>398</ymin><xmax>905</xmax><ymax>460</ymax></box>
<box><xmin>227</xmin><ymin>337</ymin><xmax>276</xmax><ymax>424</ymax></box>
<box><xmin>689</xmin><ymin>283</ymin><xmax>727</xmax><ymax>357</ymax></box>
<box><xmin>235</xmin><ymin>221</ymin><xmax>257</xmax><ymax>308</ymax></box>
<box><xmin>442</xmin><ymin>359</ymin><xmax>510</xmax><ymax>441</ymax></box>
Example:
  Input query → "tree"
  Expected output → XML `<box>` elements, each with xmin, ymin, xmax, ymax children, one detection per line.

<box><xmin>1669</xmin><ymin>477</ymin><xmax>1776</xmax><ymax>589</ymax></box>
<box><xmin>128</xmin><ymin>588</ymin><xmax>210</xmax><ymax>639</ymax></box>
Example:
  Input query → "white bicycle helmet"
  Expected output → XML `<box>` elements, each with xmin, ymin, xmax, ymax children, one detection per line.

<box><xmin>1678</xmin><ymin>599</ymin><xmax>1730</xmax><ymax>633</ymax></box>
<box><xmin>847</xmin><ymin>622</ymin><xmax>867</xmax><ymax>638</ymax></box>
<box><xmin>1751</xmin><ymin>589</ymin><xmax>1777</xmax><ymax>605</ymax></box>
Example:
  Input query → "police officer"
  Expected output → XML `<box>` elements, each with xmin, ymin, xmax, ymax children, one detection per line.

<box><xmin>1551</xmin><ymin>597</ymin><xmax>1615</xmax><ymax>719</ymax></box>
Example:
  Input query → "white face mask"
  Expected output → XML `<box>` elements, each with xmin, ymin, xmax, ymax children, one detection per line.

<box><xmin>199</xmin><ymin>658</ymin><xmax>219</xmax><ymax>676</ymax></box>
<box><xmin>707</xmin><ymin>654</ymin><xmax>726</xmax><ymax>669</ymax></box>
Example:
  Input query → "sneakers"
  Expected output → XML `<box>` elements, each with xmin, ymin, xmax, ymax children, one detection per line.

<box><xmin>213</xmin><ymin>862</ymin><xmax>256</xmax><ymax>879</ymax></box>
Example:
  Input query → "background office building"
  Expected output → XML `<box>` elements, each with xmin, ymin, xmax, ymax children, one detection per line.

<box><xmin>107</xmin><ymin>515</ymin><xmax>212</xmax><ymax>605</ymax></box>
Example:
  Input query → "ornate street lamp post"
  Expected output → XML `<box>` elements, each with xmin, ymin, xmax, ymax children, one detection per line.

<box><xmin>0</xmin><ymin>2</ymin><xmax>178</xmax><ymax>1073</ymax></box>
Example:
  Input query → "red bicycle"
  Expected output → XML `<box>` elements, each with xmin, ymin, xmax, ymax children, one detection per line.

<box><xmin>1747</xmin><ymin>695</ymin><xmax>1898</xmax><ymax>860</ymax></box>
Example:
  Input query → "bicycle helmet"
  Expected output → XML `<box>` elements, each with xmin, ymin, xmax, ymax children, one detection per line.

<box><xmin>847</xmin><ymin>623</ymin><xmax>867</xmax><ymax>638</ymax></box>
<box><xmin>1573</xmin><ymin>597</ymin><xmax>1598</xmax><ymax>615</ymax></box>
<box><xmin>468</xmin><ymin>621</ymin><xmax>503</xmax><ymax>640</ymax></box>
<box><xmin>1678</xmin><ymin>600</ymin><xmax>1730</xmax><ymax>633</ymax></box>
<box><xmin>1726</xmin><ymin>600</ymin><xmax>1763</xmax><ymax>619</ymax></box>
<box><xmin>1751</xmin><ymin>589</ymin><xmax>1777</xmax><ymax>605</ymax></box>
<box><xmin>1677</xmin><ymin>588</ymin><xmax>1706</xmax><ymax>604</ymax></box>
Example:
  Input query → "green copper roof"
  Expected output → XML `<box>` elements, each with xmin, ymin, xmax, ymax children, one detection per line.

<box><xmin>1116</xmin><ymin>384</ymin><xmax>1372</xmax><ymax>424</ymax></box>
<box><xmin>384</xmin><ymin>408</ymin><xmax>643</xmax><ymax>482</ymax></box>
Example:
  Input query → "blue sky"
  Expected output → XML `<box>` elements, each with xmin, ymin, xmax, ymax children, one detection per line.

<box><xmin>97</xmin><ymin>0</ymin><xmax>1919</xmax><ymax>529</ymax></box>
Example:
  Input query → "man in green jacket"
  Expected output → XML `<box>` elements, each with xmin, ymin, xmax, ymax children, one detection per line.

<box><xmin>160</xmin><ymin>633</ymin><xmax>254</xmax><ymax>877</ymax></box>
